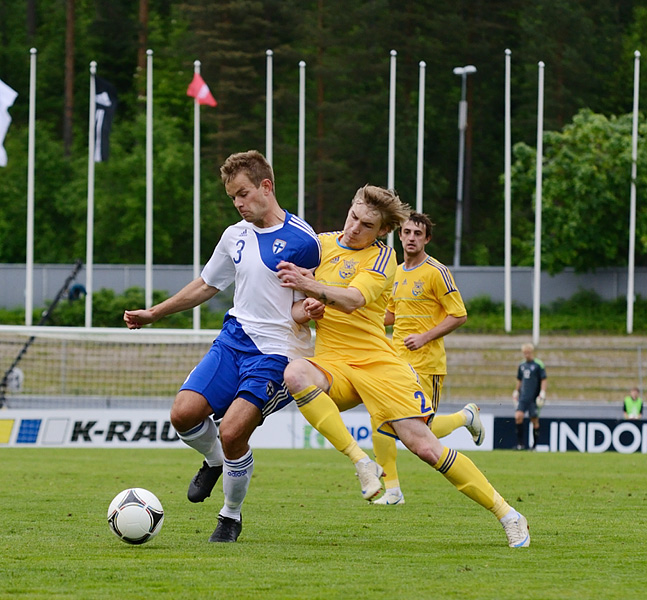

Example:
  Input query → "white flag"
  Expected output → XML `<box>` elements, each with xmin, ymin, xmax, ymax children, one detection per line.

<box><xmin>94</xmin><ymin>77</ymin><xmax>117</xmax><ymax>162</ymax></box>
<box><xmin>0</xmin><ymin>78</ymin><xmax>18</xmax><ymax>167</ymax></box>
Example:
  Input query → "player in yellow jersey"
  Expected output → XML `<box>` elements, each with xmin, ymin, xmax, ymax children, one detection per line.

<box><xmin>278</xmin><ymin>185</ymin><xmax>530</xmax><ymax>548</ymax></box>
<box><xmin>373</xmin><ymin>212</ymin><xmax>482</xmax><ymax>506</ymax></box>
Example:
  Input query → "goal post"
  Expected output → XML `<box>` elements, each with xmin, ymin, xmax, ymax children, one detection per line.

<box><xmin>0</xmin><ymin>325</ymin><xmax>221</xmax><ymax>409</ymax></box>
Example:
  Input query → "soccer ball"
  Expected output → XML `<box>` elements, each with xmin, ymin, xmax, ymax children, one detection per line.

<box><xmin>107</xmin><ymin>488</ymin><xmax>164</xmax><ymax>545</ymax></box>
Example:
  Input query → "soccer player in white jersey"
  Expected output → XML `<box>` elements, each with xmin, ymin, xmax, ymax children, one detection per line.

<box><xmin>124</xmin><ymin>150</ymin><xmax>321</xmax><ymax>543</ymax></box>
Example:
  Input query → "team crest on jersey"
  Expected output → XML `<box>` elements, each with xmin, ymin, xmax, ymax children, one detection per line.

<box><xmin>412</xmin><ymin>280</ymin><xmax>424</xmax><ymax>297</ymax></box>
<box><xmin>266</xmin><ymin>381</ymin><xmax>275</xmax><ymax>397</ymax></box>
<box><xmin>339</xmin><ymin>259</ymin><xmax>358</xmax><ymax>279</ymax></box>
<box><xmin>272</xmin><ymin>239</ymin><xmax>287</xmax><ymax>254</ymax></box>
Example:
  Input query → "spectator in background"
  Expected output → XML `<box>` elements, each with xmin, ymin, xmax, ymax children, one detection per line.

<box><xmin>623</xmin><ymin>387</ymin><xmax>643</xmax><ymax>420</ymax></box>
<box><xmin>513</xmin><ymin>343</ymin><xmax>547</xmax><ymax>450</ymax></box>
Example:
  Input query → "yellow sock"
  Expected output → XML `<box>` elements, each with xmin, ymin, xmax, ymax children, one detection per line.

<box><xmin>431</xmin><ymin>411</ymin><xmax>467</xmax><ymax>438</ymax></box>
<box><xmin>293</xmin><ymin>385</ymin><xmax>362</xmax><ymax>457</ymax></box>
<box><xmin>343</xmin><ymin>441</ymin><xmax>368</xmax><ymax>464</ymax></box>
<box><xmin>433</xmin><ymin>446</ymin><xmax>511</xmax><ymax>519</ymax></box>
<box><xmin>372</xmin><ymin>429</ymin><xmax>399</xmax><ymax>488</ymax></box>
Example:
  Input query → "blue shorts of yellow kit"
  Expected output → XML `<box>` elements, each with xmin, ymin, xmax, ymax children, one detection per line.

<box><xmin>180</xmin><ymin>339</ymin><xmax>293</xmax><ymax>421</ymax></box>
<box><xmin>307</xmin><ymin>354</ymin><xmax>434</xmax><ymax>438</ymax></box>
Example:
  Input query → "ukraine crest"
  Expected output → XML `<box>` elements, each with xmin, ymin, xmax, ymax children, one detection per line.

<box><xmin>339</xmin><ymin>259</ymin><xmax>358</xmax><ymax>279</ymax></box>
<box><xmin>412</xmin><ymin>280</ymin><xmax>424</xmax><ymax>297</ymax></box>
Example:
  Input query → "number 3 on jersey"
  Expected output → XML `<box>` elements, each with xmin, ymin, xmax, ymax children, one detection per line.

<box><xmin>233</xmin><ymin>239</ymin><xmax>245</xmax><ymax>264</ymax></box>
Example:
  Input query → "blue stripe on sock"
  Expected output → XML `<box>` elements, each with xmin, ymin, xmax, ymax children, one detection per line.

<box><xmin>181</xmin><ymin>420</ymin><xmax>207</xmax><ymax>437</ymax></box>
<box><xmin>224</xmin><ymin>452</ymin><xmax>254</xmax><ymax>471</ymax></box>
<box><xmin>438</xmin><ymin>448</ymin><xmax>457</xmax><ymax>474</ymax></box>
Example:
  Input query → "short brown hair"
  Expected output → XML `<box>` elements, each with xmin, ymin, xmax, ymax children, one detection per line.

<box><xmin>407</xmin><ymin>212</ymin><xmax>435</xmax><ymax>239</ymax></box>
<box><xmin>220</xmin><ymin>150</ymin><xmax>275</xmax><ymax>189</ymax></box>
<box><xmin>352</xmin><ymin>185</ymin><xmax>411</xmax><ymax>234</ymax></box>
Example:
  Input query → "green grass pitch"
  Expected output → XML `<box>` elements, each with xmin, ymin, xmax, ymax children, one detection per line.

<box><xmin>0</xmin><ymin>448</ymin><xmax>645</xmax><ymax>599</ymax></box>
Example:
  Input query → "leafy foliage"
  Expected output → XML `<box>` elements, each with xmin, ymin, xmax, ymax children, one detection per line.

<box><xmin>0</xmin><ymin>287</ymin><xmax>226</xmax><ymax>329</ymax></box>
<box><xmin>464</xmin><ymin>289</ymin><xmax>647</xmax><ymax>334</ymax></box>
<box><xmin>511</xmin><ymin>110</ymin><xmax>647</xmax><ymax>273</ymax></box>
<box><xmin>1</xmin><ymin>1</ymin><xmax>647</xmax><ymax>270</ymax></box>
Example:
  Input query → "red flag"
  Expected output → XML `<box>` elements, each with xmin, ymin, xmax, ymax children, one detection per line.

<box><xmin>187</xmin><ymin>73</ymin><xmax>217</xmax><ymax>107</ymax></box>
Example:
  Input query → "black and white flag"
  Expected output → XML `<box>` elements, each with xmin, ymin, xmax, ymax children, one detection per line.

<box><xmin>94</xmin><ymin>77</ymin><xmax>117</xmax><ymax>162</ymax></box>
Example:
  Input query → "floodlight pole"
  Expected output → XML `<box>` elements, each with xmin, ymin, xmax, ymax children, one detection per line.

<box><xmin>452</xmin><ymin>65</ymin><xmax>476</xmax><ymax>267</ymax></box>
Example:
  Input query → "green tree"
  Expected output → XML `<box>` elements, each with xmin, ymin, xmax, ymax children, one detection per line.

<box><xmin>511</xmin><ymin>108</ymin><xmax>647</xmax><ymax>273</ymax></box>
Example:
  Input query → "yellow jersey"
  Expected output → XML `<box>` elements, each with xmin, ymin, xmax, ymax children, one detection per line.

<box><xmin>314</xmin><ymin>232</ymin><xmax>398</xmax><ymax>362</ymax></box>
<box><xmin>386</xmin><ymin>256</ymin><xmax>466</xmax><ymax>376</ymax></box>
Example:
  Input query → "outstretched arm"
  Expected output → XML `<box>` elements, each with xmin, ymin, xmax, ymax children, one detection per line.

<box><xmin>124</xmin><ymin>277</ymin><xmax>219</xmax><ymax>329</ymax></box>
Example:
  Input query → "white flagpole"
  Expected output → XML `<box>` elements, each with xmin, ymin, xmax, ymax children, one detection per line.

<box><xmin>298</xmin><ymin>61</ymin><xmax>306</xmax><ymax>220</ymax></box>
<box><xmin>145</xmin><ymin>49</ymin><xmax>154</xmax><ymax>309</ymax></box>
<box><xmin>504</xmin><ymin>49</ymin><xmax>512</xmax><ymax>332</ymax></box>
<box><xmin>415</xmin><ymin>61</ymin><xmax>426</xmax><ymax>213</ymax></box>
<box><xmin>85</xmin><ymin>61</ymin><xmax>97</xmax><ymax>328</ymax></box>
<box><xmin>25</xmin><ymin>47</ymin><xmax>37</xmax><ymax>326</ymax></box>
<box><xmin>266</xmin><ymin>49</ymin><xmax>273</xmax><ymax>166</ymax></box>
<box><xmin>532</xmin><ymin>61</ymin><xmax>545</xmax><ymax>347</ymax></box>
<box><xmin>192</xmin><ymin>59</ymin><xmax>202</xmax><ymax>330</ymax></box>
<box><xmin>387</xmin><ymin>49</ymin><xmax>397</xmax><ymax>247</ymax></box>
<box><xmin>627</xmin><ymin>50</ymin><xmax>641</xmax><ymax>334</ymax></box>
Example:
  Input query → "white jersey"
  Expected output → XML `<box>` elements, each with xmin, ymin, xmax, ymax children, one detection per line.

<box><xmin>201</xmin><ymin>210</ymin><xmax>321</xmax><ymax>360</ymax></box>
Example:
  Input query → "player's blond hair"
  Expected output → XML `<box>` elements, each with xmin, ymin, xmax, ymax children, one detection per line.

<box><xmin>352</xmin><ymin>184</ymin><xmax>411</xmax><ymax>234</ymax></box>
<box><xmin>220</xmin><ymin>150</ymin><xmax>275</xmax><ymax>189</ymax></box>
<box><xmin>521</xmin><ymin>343</ymin><xmax>534</xmax><ymax>353</ymax></box>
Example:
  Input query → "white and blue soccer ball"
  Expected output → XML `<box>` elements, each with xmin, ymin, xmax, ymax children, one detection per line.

<box><xmin>107</xmin><ymin>488</ymin><xmax>164</xmax><ymax>545</ymax></box>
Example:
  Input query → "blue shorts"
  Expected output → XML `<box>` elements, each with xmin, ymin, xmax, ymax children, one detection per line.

<box><xmin>179</xmin><ymin>340</ymin><xmax>293</xmax><ymax>421</ymax></box>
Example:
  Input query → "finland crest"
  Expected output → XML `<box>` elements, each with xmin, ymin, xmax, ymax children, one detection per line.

<box><xmin>272</xmin><ymin>239</ymin><xmax>287</xmax><ymax>254</ymax></box>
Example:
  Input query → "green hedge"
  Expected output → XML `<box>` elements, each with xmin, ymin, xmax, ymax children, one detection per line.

<box><xmin>1</xmin><ymin>287</ymin><xmax>645</xmax><ymax>334</ymax></box>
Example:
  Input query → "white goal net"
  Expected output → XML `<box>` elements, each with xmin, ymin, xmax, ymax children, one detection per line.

<box><xmin>0</xmin><ymin>325</ymin><xmax>220</xmax><ymax>409</ymax></box>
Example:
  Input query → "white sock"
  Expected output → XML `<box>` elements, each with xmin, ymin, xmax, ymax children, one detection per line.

<box><xmin>177</xmin><ymin>418</ymin><xmax>224</xmax><ymax>466</ymax></box>
<box><xmin>386</xmin><ymin>486</ymin><xmax>402</xmax><ymax>496</ymax></box>
<box><xmin>499</xmin><ymin>508</ymin><xmax>520</xmax><ymax>524</ymax></box>
<box><xmin>220</xmin><ymin>449</ymin><xmax>254</xmax><ymax>521</ymax></box>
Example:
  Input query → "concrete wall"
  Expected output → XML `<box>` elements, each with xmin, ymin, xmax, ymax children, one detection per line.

<box><xmin>1</xmin><ymin>263</ymin><xmax>646</xmax><ymax>310</ymax></box>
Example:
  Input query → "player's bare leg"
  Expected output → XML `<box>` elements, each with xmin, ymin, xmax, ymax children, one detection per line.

<box><xmin>171</xmin><ymin>390</ymin><xmax>224</xmax><ymax>503</ymax></box>
<box><xmin>285</xmin><ymin>359</ymin><xmax>384</xmax><ymax>500</ymax></box>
